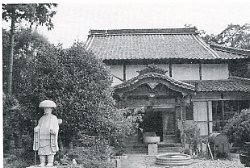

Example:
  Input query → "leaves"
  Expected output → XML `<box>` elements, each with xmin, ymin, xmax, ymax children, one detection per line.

<box><xmin>223</xmin><ymin>108</ymin><xmax>250</xmax><ymax>145</ymax></box>
<box><xmin>202</xmin><ymin>23</ymin><xmax>250</xmax><ymax>50</ymax></box>
<box><xmin>16</xmin><ymin>42</ymin><xmax>118</xmax><ymax>147</ymax></box>
<box><xmin>2</xmin><ymin>4</ymin><xmax>57</xmax><ymax>30</ymax></box>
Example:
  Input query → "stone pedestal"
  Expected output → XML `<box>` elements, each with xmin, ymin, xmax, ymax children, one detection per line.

<box><xmin>148</xmin><ymin>143</ymin><xmax>158</xmax><ymax>155</ymax></box>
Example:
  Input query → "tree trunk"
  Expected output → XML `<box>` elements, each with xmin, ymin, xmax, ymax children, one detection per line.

<box><xmin>8</xmin><ymin>17</ymin><xmax>15</xmax><ymax>95</ymax></box>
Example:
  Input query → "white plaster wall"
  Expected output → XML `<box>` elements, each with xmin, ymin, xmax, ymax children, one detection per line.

<box><xmin>202</xmin><ymin>64</ymin><xmax>229</xmax><ymax>80</ymax></box>
<box><xmin>109</xmin><ymin>65</ymin><xmax>124</xmax><ymax>86</ymax></box>
<box><xmin>193</xmin><ymin>101</ymin><xmax>213</xmax><ymax>135</ymax></box>
<box><xmin>126</xmin><ymin>65</ymin><xmax>145</xmax><ymax>80</ymax></box>
<box><xmin>109</xmin><ymin>63</ymin><xmax>229</xmax><ymax>86</ymax></box>
<box><xmin>126</xmin><ymin>64</ymin><xmax>169</xmax><ymax>80</ymax></box>
<box><xmin>172</xmin><ymin>64</ymin><xmax>199</xmax><ymax>80</ymax></box>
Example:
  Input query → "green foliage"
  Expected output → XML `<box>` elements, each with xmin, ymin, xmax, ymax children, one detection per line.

<box><xmin>223</xmin><ymin>108</ymin><xmax>250</xmax><ymax>145</ymax></box>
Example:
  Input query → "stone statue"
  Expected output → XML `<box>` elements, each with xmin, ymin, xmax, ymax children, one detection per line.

<box><xmin>33</xmin><ymin>100</ymin><xmax>59</xmax><ymax>167</ymax></box>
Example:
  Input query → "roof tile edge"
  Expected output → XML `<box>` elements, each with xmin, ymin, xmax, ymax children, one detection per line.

<box><xmin>210</xmin><ymin>43</ymin><xmax>250</xmax><ymax>56</ymax></box>
<box><xmin>89</xmin><ymin>27</ymin><xmax>198</xmax><ymax>36</ymax></box>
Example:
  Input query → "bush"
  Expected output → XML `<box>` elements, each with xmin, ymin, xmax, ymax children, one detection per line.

<box><xmin>3</xmin><ymin>93</ymin><xmax>22</xmax><ymax>151</ymax></box>
<box><xmin>110</xmin><ymin>109</ymin><xmax>143</xmax><ymax>156</ymax></box>
<box><xmin>57</xmin><ymin>141</ymin><xmax>115</xmax><ymax>168</ymax></box>
<box><xmin>223</xmin><ymin>108</ymin><xmax>250</xmax><ymax>147</ymax></box>
<box><xmin>181</xmin><ymin>122</ymin><xmax>201</xmax><ymax>155</ymax></box>
<box><xmin>3</xmin><ymin>149</ymin><xmax>29</xmax><ymax>168</ymax></box>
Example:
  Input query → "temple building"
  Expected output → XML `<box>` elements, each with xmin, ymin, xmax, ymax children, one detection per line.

<box><xmin>85</xmin><ymin>27</ymin><xmax>250</xmax><ymax>143</ymax></box>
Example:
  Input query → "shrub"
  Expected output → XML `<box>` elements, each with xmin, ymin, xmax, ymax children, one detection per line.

<box><xmin>58</xmin><ymin>141</ymin><xmax>115</xmax><ymax>168</ymax></box>
<box><xmin>110</xmin><ymin>109</ymin><xmax>143</xmax><ymax>155</ymax></box>
<box><xmin>223</xmin><ymin>108</ymin><xmax>250</xmax><ymax>147</ymax></box>
<box><xmin>181</xmin><ymin>122</ymin><xmax>201</xmax><ymax>155</ymax></box>
<box><xmin>3</xmin><ymin>93</ymin><xmax>22</xmax><ymax>151</ymax></box>
<box><xmin>3</xmin><ymin>149</ymin><xmax>29</xmax><ymax>168</ymax></box>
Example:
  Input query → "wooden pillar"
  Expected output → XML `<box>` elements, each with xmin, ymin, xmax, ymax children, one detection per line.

<box><xmin>207</xmin><ymin>101</ymin><xmax>210</xmax><ymax>135</ymax></box>
<box><xmin>169</xmin><ymin>63</ymin><xmax>172</xmax><ymax>77</ymax></box>
<box><xmin>237</xmin><ymin>101</ymin><xmax>240</xmax><ymax>114</ymax></box>
<box><xmin>221</xmin><ymin>100</ymin><xmax>225</xmax><ymax>128</ymax></box>
<box><xmin>199</xmin><ymin>63</ymin><xmax>202</xmax><ymax>80</ymax></box>
<box><xmin>123</xmin><ymin>63</ymin><xmax>126</xmax><ymax>81</ymax></box>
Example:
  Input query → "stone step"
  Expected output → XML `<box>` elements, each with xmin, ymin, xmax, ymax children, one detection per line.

<box><xmin>125</xmin><ymin>143</ymin><xmax>182</xmax><ymax>154</ymax></box>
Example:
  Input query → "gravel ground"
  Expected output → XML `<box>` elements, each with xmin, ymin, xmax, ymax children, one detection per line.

<box><xmin>120</xmin><ymin>154</ymin><xmax>245</xmax><ymax>168</ymax></box>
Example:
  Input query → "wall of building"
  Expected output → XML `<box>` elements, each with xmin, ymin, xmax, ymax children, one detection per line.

<box><xmin>201</xmin><ymin>64</ymin><xmax>229</xmax><ymax>80</ymax></box>
<box><xmin>109</xmin><ymin>65</ymin><xmax>124</xmax><ymax>86</ymax></box>
<box><xmin>172</xmin><ymin>64</ymin><xmax>200</xmax><ymax>80</ymax></box>
<box><xmin>109</xmin><ymin>63</ymin><xmax>229</xmax><ymax>86</ymax></box>
<box><xmin>126</xmin><ymin>64</ymin><xmax>169</xmax><ymax>79</ymax></box>
<box><xmin>193</xmin><ymin>101</ymin><xmax>213</xmax><ymax>135</ymax></box>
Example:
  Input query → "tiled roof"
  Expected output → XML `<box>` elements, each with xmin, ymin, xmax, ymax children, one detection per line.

<box><xmin>86</xmin><ymin>27</ymin><xmax>249</xmax><ymax>60</ymax></box>
<box><xmin>114</xmin><ymin>72</ymin><xmax>250</xmax><ymax>93</ymax></box>
<box><xmin>184</xmin><ymin>76</ymin><xmax>250</xmax><ymax>92</ymax></box>
<box><xmin>210</xmin><ymin>44</ymin><xmax>250</xmax><ymax>59</ymax></box>
<box><xmin>114</xmin><ymin>72</ymin><xmax>195</xmax><ymax>91</ymax></box>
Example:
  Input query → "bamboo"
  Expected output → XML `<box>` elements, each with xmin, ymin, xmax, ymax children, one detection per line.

<box><xmin>207</xmin><ymin>142</ymin><xmax>214</xmax><ymax>160</ymax></box>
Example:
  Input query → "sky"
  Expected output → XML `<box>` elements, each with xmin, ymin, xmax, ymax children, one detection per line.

<box><xmin>2</xmin><ymin>1</ymin><xmax>250</xmax><ymax>48</ymax></box>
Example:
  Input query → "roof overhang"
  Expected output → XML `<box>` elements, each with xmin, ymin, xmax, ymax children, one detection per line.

<box><xmin>113</xmin><ymin>72</ymin><xmax>195</xmax><ymax>98</ymax></box>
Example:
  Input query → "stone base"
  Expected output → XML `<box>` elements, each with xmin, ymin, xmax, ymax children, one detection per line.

<box><xmin>148</xmin><ymin>143</ymin><xmax>158</xmax><ymax>155</ymax></box>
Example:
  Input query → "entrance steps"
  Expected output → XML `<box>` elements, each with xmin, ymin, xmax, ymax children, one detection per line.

<box><xmin>125</xmin><ymin>142</ymin><xmax>182</xmax><ymax>154</ymax></box>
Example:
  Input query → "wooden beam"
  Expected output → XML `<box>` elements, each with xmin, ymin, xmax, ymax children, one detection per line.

<box><xmin>199</xmin><ymin>63</ymin><xmax>202</xmax><ymax>80</ymax></box>
<box><xmin>123</xmin><ymin>63</ymin><xmax>126</xmax><ymax>81</ymax></box>
<box><xmin>221</xmin><ymin>100</ymin><xmax>225</xmax><ymax>127</ymax></box>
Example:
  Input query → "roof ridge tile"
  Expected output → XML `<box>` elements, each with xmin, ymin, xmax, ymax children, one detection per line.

<box><xmin>89</xmin><ymin>27</ymin><xmax>198</xmax><ymax>36</ymax></box>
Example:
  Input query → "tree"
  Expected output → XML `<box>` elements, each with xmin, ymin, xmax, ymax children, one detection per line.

<box><xmin>2</xmin><ymin>3</ymin><xmax>57</xmax><ymax>94</ymax></box>
<box><xmin>202</xmin><ymin>23</ymin><xmax>250</xmax><ymax>78</ymax></box>
<box><xmin>2</xmin><ymin>28</ymin><xmax>49</xmax><ymax>93</ymax></box>
<box><xmin>15</xmin><ymin>42</ymin><xmax>122</xmax><ymax>167</ymax></box>
<box><xmin>17</xmin><ymin>42</ymin><xmax>117</xmax><ymax>146</ymax></box>
<box><xmin>203</xmin><ymin>23</ymin><xmax>250</xmax><ymax>49</ymax></box>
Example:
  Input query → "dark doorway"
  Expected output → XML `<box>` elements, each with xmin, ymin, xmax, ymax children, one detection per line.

<box><xmin>141</xmin><ymin>110</ymin><xmax>163</xmax><ymax>141</ymax></box>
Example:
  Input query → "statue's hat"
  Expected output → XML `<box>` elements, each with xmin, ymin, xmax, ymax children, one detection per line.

<box><xmin>39</xmin><ymin>100</ymin><xmax>57</xmax><ymax>108</ymax></box>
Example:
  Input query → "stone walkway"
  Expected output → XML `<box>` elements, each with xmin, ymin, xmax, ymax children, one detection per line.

<box><xmin>120</xmin><ymin>154</ymin><xmax>245</xmax><ymax>168</ymax></box>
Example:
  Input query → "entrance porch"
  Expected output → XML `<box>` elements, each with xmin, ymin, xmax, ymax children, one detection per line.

<box><xmin>139</xmin><ymin>107</ymin><xmax>180</xmax><ymax>144</ymax></box>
